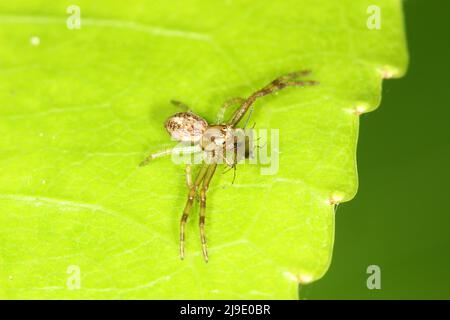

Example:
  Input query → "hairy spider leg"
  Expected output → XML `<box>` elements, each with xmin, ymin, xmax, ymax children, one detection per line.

<box><xmin>216</xmin><ymin>97</ymin><xmax>245</xmax><ymax>123</ymax></box>
<box><xmin>278</xmin><ymin>69</ymin><xmax>312</xmax><ymax>81</ymax></box>
<box><xmin>139</xmin><ymin>144</ymin><xmax>201</xmax><ymax>167</ymax></box>
<box><xmin>180</xmin><ymin>163</ymin><xmax>209</xmax><ymax>260</ymax></box>
<box><xmin>199</xmin><ymin>163</ymin><xmax>218</xmax><ymax>262</ymax></box>
<box><xmin>185</xmin><ymin>164</ymin><xmax>193</xmax><ymax>188</ymax></box>
<box><xmin>216</xmin><ymin>97</ymin><xmax>254</xmax><ymax>129</ymax></box>
<box><xmin>222</xmin><ymin>164</ymin><xmax>237</xmax><ymax>184</ymax></box>
<box><xmin>229</xmin><ymin>70</ymin><xmax>318</xmax><ymax>127</ymax></box>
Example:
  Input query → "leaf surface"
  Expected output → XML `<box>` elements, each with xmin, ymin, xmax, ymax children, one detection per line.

<box><xmin>0</xmin><ymin>0</ymin><xmax>408</xmax><ymax>299</ymax></box>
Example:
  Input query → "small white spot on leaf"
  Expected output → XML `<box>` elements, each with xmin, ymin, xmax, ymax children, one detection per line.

<box><xmin>326</xmin><ymin>193</ymin><xmax>344</xmax><ymax>205</ymax></box>
<box><xmin>30</xmin><ymin>36</ymin><xmax>40</xmax><ymax>46</ymax></box>
<box><xmin>378</xmin><ymin>66</ymin><xmax>400</xmax><ymax>79</ymax></box>
<box><xmin>298</xmin><ymin>274</ymin><xmax>314</xmax><ymax>284</ymax></box>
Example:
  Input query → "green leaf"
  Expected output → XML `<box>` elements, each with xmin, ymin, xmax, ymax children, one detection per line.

<box><xmin>0</xmin><ymin>0</ymin><xmax>408</xmax><ymax>299</ymax></box>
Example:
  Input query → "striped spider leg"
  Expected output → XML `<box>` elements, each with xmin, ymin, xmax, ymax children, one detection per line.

<box><xmin>140</xmin><ymin>70</ymin><xmax>318</xmax><ymax>262</ymax></box>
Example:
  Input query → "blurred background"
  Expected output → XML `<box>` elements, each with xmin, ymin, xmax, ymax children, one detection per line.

<box><xmin>305</xmin><ymin>0</ymin><xmax>450</xmax><ymax>299</ymax></box>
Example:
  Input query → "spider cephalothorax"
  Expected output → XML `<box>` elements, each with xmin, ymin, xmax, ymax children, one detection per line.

<box><xmin>141</xmin><ymin>70</ymin><xmax>318</xmax><ymax>262</ymax></box>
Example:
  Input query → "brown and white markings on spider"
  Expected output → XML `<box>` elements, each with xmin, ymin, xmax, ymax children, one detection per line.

<box><xmin>140</xmin><ymin>70</ymin><xmax>318</xmax><ymax>262</ymax></box>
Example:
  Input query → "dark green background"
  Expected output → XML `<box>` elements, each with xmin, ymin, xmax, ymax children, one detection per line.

<box><xmin>305</xmin><ymin>0</ymin><xmax>450</xmax><ymax>299</ymax></box>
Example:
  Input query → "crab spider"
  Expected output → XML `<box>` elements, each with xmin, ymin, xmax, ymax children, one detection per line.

<box><xmin>140</xmin><ymin>70</ymin><xmax>318</xmax><ymax>262</ymax></box>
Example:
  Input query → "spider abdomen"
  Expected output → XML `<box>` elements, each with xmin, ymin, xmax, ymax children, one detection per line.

<box><xmin>165</xmin><ymin>112</ymin><xmax>208</xmax><ymax>142</ymax></box>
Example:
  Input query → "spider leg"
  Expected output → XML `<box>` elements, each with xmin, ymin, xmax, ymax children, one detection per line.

<box><xmin>242</xmin><ymin>106</ymin><xmax>254</xmax><ymax>129</ymax></box>
<box><xmin>216</xmin><ymin>97</ymin><xmax>245</xmax><ymax>123</ymax></box>
<box><xmin>185</xmin><ymin>164</ymin><xmax>193</xmax><ymax>188</ymax></box>
<box><xmin>277</xmin><ymin>69</ymin><xmax>312</xmax><ymax>81</ymax></box>
<box><xmin>221</xmin><ymin>157</ymin><xmax>237</xmax><ymax>185</ymax></box>
<box><xmin>228</xmin><ymin>70</ymin><xmax>318</xmax><ymax>127</ymax></box>
<box><xmin>140</xmin><ymin>148</ymin><xmax>173</xmax><ymax>166</ymax></box>
<box><xmin>199</xmin><ymin>163</ymin><xmax>218</xmax><ymax>262</ymax></box>
<box><xmin>139</xmin><ymin>145</ymin><xmax>201</xmax><ymax>166</ymax></box>
<box><xmin>223</xmin><ymin>165</ymin><xmax>234</xmax><ymax>174</ymax></box>
<box><xmin>231</xmin><ymin>165</ymin><xmax>237</xmax><ymax>184</ymax></box>
<box><xmin>180</xmin><ymin>163</ymin><xmax>209</xmax><ymax>260</ymax></box>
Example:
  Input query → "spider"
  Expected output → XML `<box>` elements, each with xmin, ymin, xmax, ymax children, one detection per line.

<box><xmin>140</xmin><ymin>70</ymin><xmax>318</xmax><ymax>262</ymax></box>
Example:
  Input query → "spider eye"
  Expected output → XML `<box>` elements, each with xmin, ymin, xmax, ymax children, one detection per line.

<box><xmin>165</xmin><ymin>112</ymin><xmax>208</xmax><ymax>142</ymax></box>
